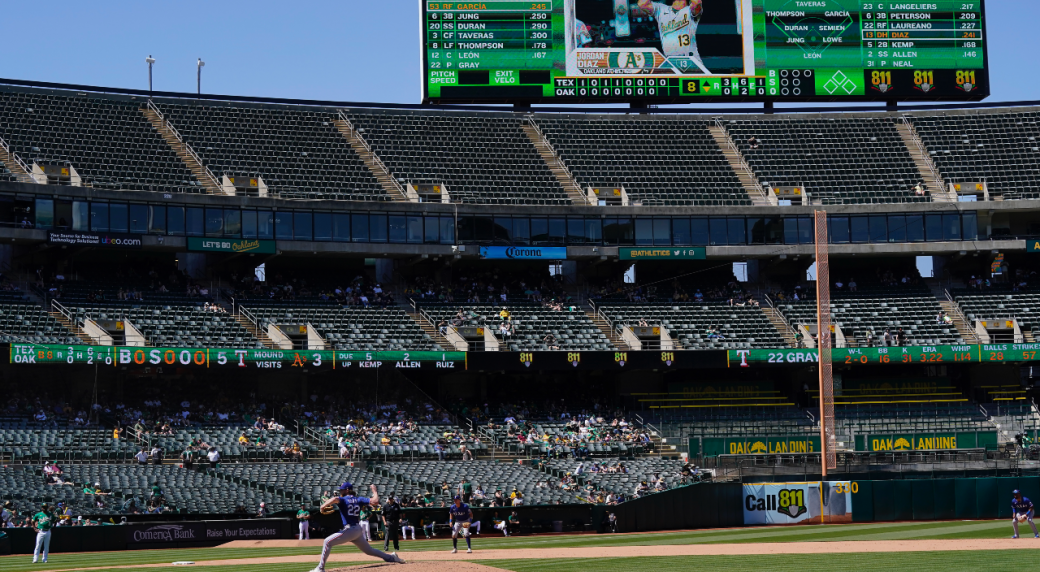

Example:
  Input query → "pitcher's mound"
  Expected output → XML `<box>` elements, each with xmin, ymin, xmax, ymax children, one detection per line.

<box><xmin>330</xmin><ymin>562</ymin><xmax>510</xmax><ymax>572</ymax></box>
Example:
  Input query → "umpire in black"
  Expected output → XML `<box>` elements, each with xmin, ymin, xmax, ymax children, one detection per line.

<box><xmin>382</xmin><ymin>495</ymin><xmax>402</xmax><ymax>552</ymax></box>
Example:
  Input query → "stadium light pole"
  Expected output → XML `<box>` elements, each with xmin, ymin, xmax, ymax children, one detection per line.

<box><xmin>197</xmin><ymin>58</ymin><xmax>205</xmax><ymax>95</ymax></box>
<box><xmin>145</xmin><ymin>55</ymin><xmax>155</xmax><ymax>92</ymax></box>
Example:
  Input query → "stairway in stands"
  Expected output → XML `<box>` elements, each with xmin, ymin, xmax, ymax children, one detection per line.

<box><xmin>333</xmin><ymin>117</ymin><xmax>411</xmax><ymax>202</ymax></box>
<box><xmin>521</xmin><ymin>121</ymin><xmax>590</xmax><ymax>205</ymax></box>
<box><xmin>584</xmin><ymin>307</ymin><xmax>631</xmax><ymax>351</ymax></box>
<box><xmin>707</xmin><ymin>123</ymin><xmax>772</xmax><ymax>206</ymax></box>
<box><xmin>894</xmin><ymin>120</ymin><xmax>955</xmax><ymax>200</ymax></box>
<box><xmin>761</xmin><ymin>306</ymin><xmax>799</xmax><ymax>347</ymax></box>
<box><xmin>141</xmin><ymin>105</ymin><xmax>222</xmax><ymax>194</ymax></box>
<box><xmin>232</xmin><ymin>313</ymin><xmax>278</xmax><ymax>349</ymax></box>
<box><xmin>406</xmin><ymin>310</ymin><xmax>458</xmax><ymax>351</ymax></box>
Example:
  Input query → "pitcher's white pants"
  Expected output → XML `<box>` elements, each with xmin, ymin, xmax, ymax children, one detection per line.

<box><xmin>317</xmin><ymin>525</ymin><xmax>395</xmax><ymax>570</ymax></box>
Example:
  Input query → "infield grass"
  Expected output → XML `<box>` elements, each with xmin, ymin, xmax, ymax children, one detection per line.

<box><xmin>1</xmin><ymin>519</ymin><xmax>1037</xmax><ymax>572</ymax></box>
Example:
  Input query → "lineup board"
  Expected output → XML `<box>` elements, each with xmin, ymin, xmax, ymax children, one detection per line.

<box><xmin>421</xmin><ymin>0</ymin><xmax>989</xmax><ymax>103</ymax></box>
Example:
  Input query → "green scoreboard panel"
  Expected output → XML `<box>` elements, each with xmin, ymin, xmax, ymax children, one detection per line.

<box><xmin>420</xmin><ymin>0</ymin><xmax>989</xmax><ymax>103</ymax></box>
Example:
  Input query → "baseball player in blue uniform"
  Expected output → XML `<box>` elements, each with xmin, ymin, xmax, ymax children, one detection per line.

<box><xmin>1011</xmin><ymin>490</ymin><xmax>1039</xmax><ymax>538</ymax></box>
<box><xmin>310</xmin><ymin>482</ymin><xmax>405</xmax><ymax>572</ymax></box>
<box><xmin>449</xmin><ymin>495</ymin><xmax>474</xmax><ymax>554</ymax></box>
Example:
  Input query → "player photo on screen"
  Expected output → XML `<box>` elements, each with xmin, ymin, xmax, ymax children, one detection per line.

<box><xmin>567</xmin><ymin>0</ymin><xmax>746</xmax><ymax>76</ymax></box>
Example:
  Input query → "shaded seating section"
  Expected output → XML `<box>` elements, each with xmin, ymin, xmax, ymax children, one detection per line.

<box><xmin>0</xmin><ymin>428</ymin><xmax>136</xmax><ymax>463</ymax></box>
<box><xmin>724</xmin><ymin>117</ymin><xmax>925</xmax><ymax>204</ymax></box>
<box><xmin>247</xmin><ymin>306</ymin><xmax>442</xmax><ymax>352</ymax></box>
<box><xmin>633</xmin><ymin>390</ymin><xmax>797</xmax><ymax>412</ymax></box>
<box><xmin>545</xmin><ymin>457</ymin><xmax>690</xmax><ymax>495</ymax></box>
<box><xmin>0</xmin><ymin>302</ymin><xmax>78</xmax><ymax>345</ymax></box>
<box><xmin>533</xmin><ymin>115</ymin><xmax>749</xmax><ymax>205</ymax></box>
<box><xmin>0</xmin><ymin>466</ymin><xmax>92</xmax><ymax>516</ymax></box>
<box><xmin>653</xmin><ymin>407</ymin><xmax>815</xmax><ymax>440</ymax></box>
<box><xmin>378</xmin><ymin>461</ymin><xmax>581</xmax><ymax>505</ymax></box>
<box><xmin>217</xmin><ymin>463</ymin><xmax>422</xmax><ymax>505</ymax></box>
<box><xmin>484</xmin><ymin>423</ymin><xmax>650</xmax><ymax>458</ymax></box>
<box><xmin>72</xmin><ymin>306</ymin><xmax>260</xmax><ymax>348</ymax></box>
<box><xmin>65</xmin><ymin>465</ymin><xmax>293</xmax><ymax>514</ymax></box>
<box><xmin>954</xmin><ymin>291</ymin><xmax>1040</xmax><ymax>335</ymax></box>
<box><xmin>779</xmin><ymin>297</ymin><xmax>963</xmax><ymax>346</ymax></box>
<box><xmin>911</xmin><ymin>111</ymin><xmax>1040</xmax><ymax>200</ymax></box>
<box><xmin>149</xmin><ymin>426</ymin><xmax>314</xmax><ymax>461</ymax></box>
<box><xmin>46</xmin><ymin>281</ymin><xmax>205</xmax><ymax>307</ymax></box>
<box><xmin>599</xmin><ymin>303</ymin><xmax>786</xmax><ymax>350</ymax></box>
<box><xmin>420</xmin><ymin>303</ymin><xmax>613</xmax><ymax>351</ymax></box>
<box><xmin>345</xmin><ymin>109</ymin><xmax>568</xmax><ymax>205</ymax></box>
<box><xmin>313</xmin><ymin>424</ymin><xmax>485</xmax><ymax>460</ymax></box>
<box><xmin>156</xmin><ymin>101</ymin><xmax>386</xmax><ymax>200</ymax></box>
<box><xmin>0</xmin><ymin>87</ymin><xmax>200</xmax><ymax>193</ymax></box>
<box><xmin>833</xmin><ymin>403</ymin><xmax>990</xmax><ymax>435</ymax></box>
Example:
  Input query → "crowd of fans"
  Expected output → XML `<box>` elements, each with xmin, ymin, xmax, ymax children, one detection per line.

<box><xmin>406</xmin><ymin>268</ymin><xmax>570</xmax><ymax>306</ymax></box>
<box><xmin>223</xmin><ymin>270</ymin><xmax>395</xmax><ymax>307</ymax></box>
<box><xmin>36</xmin><ymin>265</ymin><xmax>210</xmax><ymax>304</ymax></box>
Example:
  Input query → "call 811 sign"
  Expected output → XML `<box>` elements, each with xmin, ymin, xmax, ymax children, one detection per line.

<box><xmin>421</xmin><ymin>0</ymin><xmax>989</xmax><ymax>103</ymax></box>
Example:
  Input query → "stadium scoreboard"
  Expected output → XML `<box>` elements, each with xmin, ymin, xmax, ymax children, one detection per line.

<box><xmin>420</xmin><ymin>0</ymin><xmax>989</xmax><ymax>103</ymax></box>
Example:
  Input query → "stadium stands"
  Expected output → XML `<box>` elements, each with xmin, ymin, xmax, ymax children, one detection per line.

<box><xmin>420</xmin><ymin>303</ymin><xmax>613</xmax><ymax>351</ymax></box>
<box><xmin>534</xmin><ymin>115</ymin><xmax>750</xmax><ymax>205</ymax></box>
<box><xmin>71</xmin><ymin>306</ymin><xmax>261</xmax><ymax>348</ymax></box>
<box><xmin>345</xmin><ymin>109</ymin><xmax>569</xmax><ymax>205</ymax></box>
<box><xmin>377</xmin><ymin>461</ymin><xmax>580</xmax><ymax>505</ymax></box>
<box><xmin>247</xmin><ymin>306</ymin><xmax>443</xmax><ymax>352</ymax></box>
<box><xmin>156</xmin><ymin>102</ymin><xmax>387</xmax><ymax>201</ymax></box>
<box><xmin>910</xmin><ymin>110</ymin><xmax>1040</xmax><ymax>200</ymax></box>
<box><xmin>955</xmin><ymin>291</ymin><xmax>1040</xmax><ymax>336</ymax></box>
<box><xmin>217</xmin><ymin>463</ymin><xmax>422</xmax><ymax>505</ymax></box>
<box><xmin>724</xmin><ymin>116</ymin><xmax>926</xmax><ymax>204</ymax></box>
<box><xmin>545</xmin><ymin>457</ymin><xmax>690</xmax><ymax>496</ymax></box>
<box><xmin>0</xmin><ymin>301</ymin><xmax>79</xmax><ymax>345</ymax></box>
<box><xmin>65</xmin><ymin>464</ymin><xmax>294</xmax><ymax>514</ymax></box>
<box><xmin>0</xmin><ymin>87</ymin><xmax>201</xmax><ymax>194</ymax></box>
<box><xmin>599</xmin><ymin>303</ymin><xmax>786</xmax><ymax>349</ymax></box>
<box><xmin>779</xmin><ymin>296</ymin><xmax>963</xmax><ymax>346</ymax></box>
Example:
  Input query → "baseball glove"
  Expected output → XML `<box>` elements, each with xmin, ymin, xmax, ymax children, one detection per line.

<box><xmin>462</xmin><ymin>522</ymin><xmax>471</xmax><ymax>529</ymax></box>
<box><xmin>320</xmin><ymin>505</ymin><xmax>337</xmax><ymax>515</ymax></box>
<box><xmin>1018</xmin><ymin>513</ymin><xmax>1029</xmax><ymax>522</ymax></box>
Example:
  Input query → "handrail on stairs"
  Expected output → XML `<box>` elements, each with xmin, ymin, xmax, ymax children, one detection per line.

<box><xmin>942</xmin><ymin>288</ymin><xmax>980</xmax><ymax>344</ymax></box>
<box><xmin>900</xmin><ymin>114</ymin><xmax>946</xmax><ymax>195</ymax></box>
<box><xmin>146</xmin><ymin>99</ymin><xmax>221</xmax><ymax>191</ymax></box>
<box><xmin>713</xmin><ymin>116</ymin><xmax>766</xmax><ymax>198</ymax></box>
<box><xmin>337</xmin><ymin>110</ymin><xmax>407</xmax><ymax>197</ymax></box>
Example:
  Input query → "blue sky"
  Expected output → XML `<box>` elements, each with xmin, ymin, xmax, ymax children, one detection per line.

<box><xmin>2</xmin><ymin>0</ymin><xmax>1035</xmax><ymax>107</ymax></box>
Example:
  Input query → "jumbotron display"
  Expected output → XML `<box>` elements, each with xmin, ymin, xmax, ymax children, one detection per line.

<box><xmin>420</xmin><ymin>0</ymin><xmax>989</xmax><ymax>103</ymax></box>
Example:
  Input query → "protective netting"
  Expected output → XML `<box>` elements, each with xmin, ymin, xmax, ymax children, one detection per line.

<box><xmin>815</xmin><ymin>210</ymin><xmax>837</xmax><ymax>472</ymax></box>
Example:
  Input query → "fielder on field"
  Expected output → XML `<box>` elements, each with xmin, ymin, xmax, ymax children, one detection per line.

<box><xmin>309</xmin><ymin>482</ymin><xmax>404</xmax><ymax>572</ymax></box>
<box><xmin>32</xmin><ymin>503</ymin><xmax>54</xmax><ymax>564</ymax></box>
<box><xmin>296</xmin><ymin>504</ymin><xmax>311</xmax><ymax>540</ymax></box>
<box><xmin>1011</xmin><ymin>489</ymin><xmax>1039</xmax><ymax>538</ymax></box>
<box><xmin>635</xmin><ymin>0</ymin><xmax>711</xmax><ymax>74</ymax></box>
<box><xmin>448</xmin><ymin>495</ymin><xmax>474</xmax><ymax>553</ymax></box>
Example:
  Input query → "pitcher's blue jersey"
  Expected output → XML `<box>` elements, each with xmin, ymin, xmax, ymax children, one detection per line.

<box><xmin>449</xmin><ymin>502</ymin><xmax>472</xmax><ymax>523</ymax></box>
<box><xmin>1012</xmin><ymin>496</ymin><xmax>1034</xmax><ymax>515</ymax></box>
<box><xmin>337</xmin><ymin>495</ymin><xmax>371</xmax><ymax>527</ymax></box>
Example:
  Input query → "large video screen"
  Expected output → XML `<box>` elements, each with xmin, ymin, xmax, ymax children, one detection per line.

<box><xmin>420</xmin><ymin>0</ymin><xmax>988</xmax><ymax>103</ymax></box>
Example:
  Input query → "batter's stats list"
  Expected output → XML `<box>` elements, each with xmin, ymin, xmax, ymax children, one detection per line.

<box><xmin>420</xmin><ymin>0</ymin><xmax>989</xmax><ymax>104</ymax></box>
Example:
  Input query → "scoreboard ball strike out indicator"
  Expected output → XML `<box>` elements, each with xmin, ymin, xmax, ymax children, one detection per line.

<box><xmin>420</xmin><ymin>0</ymin><xmax>989</xmax><ymax>104</ymax></box>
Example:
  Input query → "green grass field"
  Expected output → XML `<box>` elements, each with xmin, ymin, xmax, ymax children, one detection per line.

<box><xmin>3</xmin><ymin>520</ymin><xmax>1039</xmax><ymax>572</ymax></box>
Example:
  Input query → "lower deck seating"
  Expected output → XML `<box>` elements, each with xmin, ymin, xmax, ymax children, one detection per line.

<box><xmin>73</xmin><ymin>306</ymin><xmax>260</xmax><ymax>348</ymax></box>
<box><xmin>599</xmin><ymin>303</ymin><xmax>786</xmax><ymax>350</ymax></box>
<box><xmin>546</xmin><ymin>457</ymin><xmax>690</xmax><ymax>496</ymax></box>
<box><xmin>421</xmin><ymin>303</ymin><xmax>613</xmax><ymax>351</ymax></box>
<box><xmin>0</xmin><ymin>302</ymin><xmax>78</xmax><ymax>345</ymax></box>
<box><xmin>378</xmin><ymin>461</ymin><xmax>580</xmax><ymax>505</ymax></box>
<box><xmin>247</xmin><ymin>306</ymin><xmax>442</xmax><ymax>352</ymax></box>
<box><xmin>780</xmin><ymin>297</ymin><xmax>962</xmax><ymax>346</ymax></box>
<box><xmin>217</xmin><ymin>463</ymin><xmax>422</xmax><ymax>505</ymax></box>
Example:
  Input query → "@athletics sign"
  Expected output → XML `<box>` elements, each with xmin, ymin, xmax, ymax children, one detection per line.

<box><xmin>479</xmin><ymin>246</ymin><xmax>567</xmax><ymax>259</ymax></box>
<box><xmin>188</xmin><ymin>237</ymin><xmax>276</xmax><ymax>254</ymax></box>
<box><xmin>620</xmin><ymin>247</ymin><xmax>705</xmax><ymax>260</ymax></box>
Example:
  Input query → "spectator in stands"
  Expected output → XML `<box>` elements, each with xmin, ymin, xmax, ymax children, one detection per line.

<box><xmin>914</xmin><ymin>182</ymin><xmax>926</xmax><ymax>196</ymax></box>
<box><xmin>748</xmin><ymin>136</ymin><xmax>760</xmax><ymax>149</ymax></box>
<box><xmin>543</xmin><ymin>333</ymin><xmax>560</xmax><ymax>350</ymax></box>
<box><xmin>848</xmin><ymin>279</ymin><xmax>857</xmax><ymax>293</ymax></box>
<box><xmin>460</xmin><ymin>444</ymin><xmax>473</xmax><ymax>461</ymax></box>
<box><xmin>256</xmin><ymin>502</ymin><xmax>268</xmax><ymax>519</ymax></box>
<box><xmin>134</xmin><ymin>448</ymin><xmax>149</xmax><ymax>465</ymax></box>
<box><xmin>207</xmin><ymin>447</ymin><xmax>221</xmax><ymax>468</ymax></box>
<box><xmin>438</xmin><ymin>319</ymin><xmax>449</xmax><ymax>335</ymax></box>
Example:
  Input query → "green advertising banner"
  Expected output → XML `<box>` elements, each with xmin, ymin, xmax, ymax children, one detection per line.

<box><xmin>728</xmin><ymin>344</ymin><xmax>1040</xmax><ymax>367</ymax></box>
<box><xmin>701</xmin><ymin>436</ymin><xmax>821</xmax><ymax>457</ymax></box>
<box><xmin>855</xmin><ymin>432</ymin><xmax>997</xmax><ymax>452</ymax></box>
<box><xmin>619</xmin><ymin>247</ymin><xmax>706</xmax><ymax>261</ymax></box>
<box><xmin>10</xmin><ymin>344</ymin><xmax>465</xmax><ymax>371</ymax></box>
<box><xmin>187</xmin><ymin>237</ymin><xmax>276</xmax><ymax>254</ymax></box>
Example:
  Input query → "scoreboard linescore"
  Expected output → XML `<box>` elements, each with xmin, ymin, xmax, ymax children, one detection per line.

<box><xmin>420</xmin><ymin>0</ymin><xmax>989</xmax><ymax>103</ymax></box>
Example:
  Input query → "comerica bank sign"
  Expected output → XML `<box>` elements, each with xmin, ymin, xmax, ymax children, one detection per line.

<box><xmin>479</xmin><ymin>246</ymin><xmax>567</xmax><ymax>260</ymax></box>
